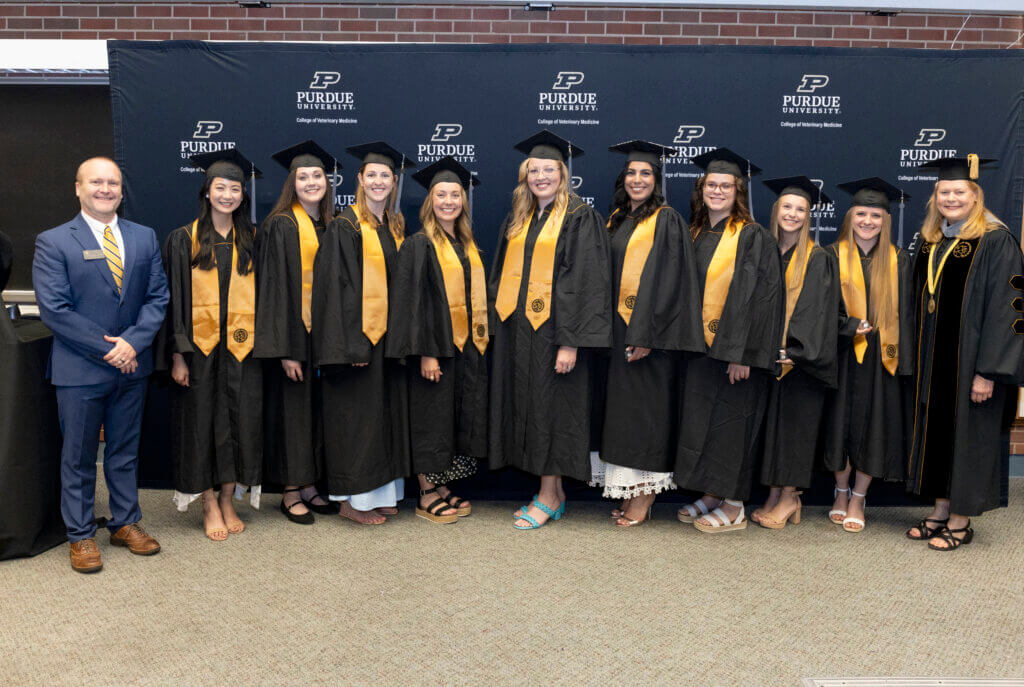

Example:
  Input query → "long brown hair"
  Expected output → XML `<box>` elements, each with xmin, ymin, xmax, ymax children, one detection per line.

<box><xmin>689</xmin><ymin>174</ymin><xmax>754</xmax><ymax>240</ymax></box>
<box><xmin>418</xmin><ymin>185</ymin><xmax>475</xmax><ymax>247</ymax></box>
<box><xmin>354</xmin><ymin>164</ymin><xmax>405</xmax><ymax>243</ymax></box>
<box><xmin>507</xmin><ymin>158</ymin><xmax>570</xmax><ymax>238</ymax></box>
<box><xmin>837</xmin><ymin>207</ymin><xmax>896</xmax><ymax>328</ymax></box>
<box><xmin>919</xmin><ymin>180</ymin><xmax>1004</xmax><ymax>243</ymax></box>
<box><xmin>267</xmin><ymin>167</ymin><xmax>335</xmax><ymax>223</ymax></box>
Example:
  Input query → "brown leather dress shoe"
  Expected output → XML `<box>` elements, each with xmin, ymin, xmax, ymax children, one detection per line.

<box><xmin>110</xmin><ymin>523</ymin><xmax>161</xmax><ymax>555</ymax></box>
<box><xmin>70</xmin><ymin>538</ymin><xmax>103</xmax><ymax>573</ymax></box>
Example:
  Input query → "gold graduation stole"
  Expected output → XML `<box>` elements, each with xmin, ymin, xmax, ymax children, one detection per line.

<box><xmin>778</xmin><ymin>242</ymin><xmax>815</xmax><ymax>379</ymax></box>
<box><xmin>616</xmin><ymin>207</ymin><xmax>664</xmax><ymax>326</ymax></box>
<box><xmin>189</xmin><ymin>221</ymin><xmax>255</xmax><ymax>362</ymax></box>
<box><xmin>494</xmin><ymin>202</ymin><xmax>567</xmax><ymax>330</ymax></box>
<box><xmin>702</xmin><ymin>218</ymin><xmax>744</xmax><ymax>347</ymax></box>
<box><xmin>837</xmin><ymin>240</ymin><xmax>899</xmax><ymax>376</ymax></box>
<box><xmin>358</xmin><ymin>217</ymin><xmax>390</xmax><ymax>346</ymax></box>
<box><xmin>431</xmin><ymin>234</ymin><xmax>489</xmax><ymax>354</ymax></box>
<box><xmin>290</xmin><ymin>202</ymin><xmax>319</xmax><ymax>333</ymax></box>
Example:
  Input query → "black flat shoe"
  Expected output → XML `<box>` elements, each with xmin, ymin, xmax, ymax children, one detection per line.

<box><xmin>280</xmin><ymin>489</ymin><xmax>315</xmax><ymax>525</ymax></box>
<box><xmin>302</xmin><ymin>495</ymin><xmax>339</xmax><ymax>515</ymax></box>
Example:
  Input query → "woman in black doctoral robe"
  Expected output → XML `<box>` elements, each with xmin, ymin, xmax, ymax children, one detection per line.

<box><xmin>254</xmin><ymin>140</ymin><xmax>338</xmax><ymax>525</ymax></box>
<box><xmin>590</xmin><ymin>141</ymin><xmax>703</xmax><ymax>527</ymax></box>
<box><xmin>823</xmin><ymin>178</ymin><xmax>914</xmax><ymax>533</ymax></box>
<box><xmin>673</xmin><ymin>148</ymin><xmax>783</xmax><ymax>534</ymax></box>
<box><xmin>160</xmin><ymin>149</ymin><xmax>262</xmax><ymax>540</ymax></box>
<box><xmin>905</xmin><ymin>155</ymin><xmax>1024</xmax><ymax>551</ymax></box>
<box><xmin>489</xmin><ymin>130</ymin><xmax>612</xmax><ymax>530</ymax></box>
<box><xmin>312</xmin><ymin>141</ymin><xmax>412</xmax><ymax>525</ymax></box>
<box><xmin>753</xmin><ymin>176</ymin><xmax>839</xmax><ymax>529</ymax></box>
<box><xmin>386</xmin><ymin>157</ymin><xmax>488</xmax><ymax>525</ymax></box>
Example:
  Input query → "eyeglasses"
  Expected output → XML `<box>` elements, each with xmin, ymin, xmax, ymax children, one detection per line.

<box><xmin>705</xmin><ymin>182</ymin><xmax>735</xmax><ymax>192</ymax></box>
<box><xmin>527</xmin><ymin>167</ymin><xmax>559</xmax><ymax>178</ymax></box>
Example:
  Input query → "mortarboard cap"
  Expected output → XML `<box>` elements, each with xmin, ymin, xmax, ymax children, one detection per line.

<box><xmin>763</xmin><ymin>176</ymin><xmax>829</xmax><ymax>206</ymax></box>
<box><xmin>190</xmin><ymin>148</ymin><xmax>261</xmax><ymax>184</ymax></box>
<box><xmin>837</xmin><ymin>177</ymin><xmax>908</xmax><ymax>214</ymax></box>
<box><xmin>513</xmin><ymin>129</ymin><xmax>583</xmax><ymax>163</ymax></box>
<box><xmin>271</xmin><ymin>139</ymin><xmax>340</xmax><ymax>174</ymax></box>
<box><xmin>411</xmin><ymin>156</ymin><xmax>479</xmax><ymax>191</ymax></box>
<box><xmin>690</xmin><ymin>147</ymin><xmax>761</xmax><ymax>178</ymax></box>
<box><xmin>346</xmin><ymin>141</ymin><xmax>415</xmax><ymax>172</ymax></box>
<box><xmin>918</xmin><ymin>154</ymin><xmax>995</xmax><ymax>181</ymax></box>
<box><xmin>608</xmin><ymin>140</ymin><xmax>673</xmax><ymax>169</ymax></box>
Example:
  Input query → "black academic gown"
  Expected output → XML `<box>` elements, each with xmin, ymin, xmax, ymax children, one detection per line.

<box><xmin>822</xmin><ymin>242</ymin><xmax>913</xmax><ymax>481</ymax></box>
<box><xmin>386</xmin><ymin>230</ymin><xmax>488</xmax><ymax>475</ymax></box>
<box><xmin>0</xmin><ymin>230</ymin><xmax>12</xmax><ymax>291</ymax></box>
<box><xmin>159</xmin><ymin>226</ymin><xmax>262</xmax><ymax>494</ymax></box>
<box><xmin>488</xmin><ymin>194</ymin><xmax>611</xmax><ymax>481</ymax></box>
<box><xmin>253</xmin><ymin>209</ymin><xmax>324</xmax><ymax>487</ymax></box>
<box><xmin>760</xmin><ymin>245</ymin><xmax>839</xmax><ymax>488</ymax></box>
<box><xmin>907</xmin><ymin>228</ymin><xmax>1024</xmax><ymax>516</ymax></box>
<box><xmin>312</xmin><ymin>206</ymin><xmax>411</xmax><ymax>496</ymax></box>
<box><xmin>673</xmin><ymin>219</ymin><xmax>783</xmax><ymax>501</ymax></box>
<box><xmin>601</xmin><ymin>207</ymin><xmax>703</xmax><ymax>472</ymax></box>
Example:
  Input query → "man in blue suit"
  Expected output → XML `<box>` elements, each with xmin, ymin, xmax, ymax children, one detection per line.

<box><xmin>33</xmin><ymin>157</ymin><xmax>169</xmax><ymax>573</ymax></box>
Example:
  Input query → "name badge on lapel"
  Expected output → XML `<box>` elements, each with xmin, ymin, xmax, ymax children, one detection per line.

<box><xmin>83</xmin><ymin>249</ymin><xmax>105</xmax><ymax>260</ymax></box>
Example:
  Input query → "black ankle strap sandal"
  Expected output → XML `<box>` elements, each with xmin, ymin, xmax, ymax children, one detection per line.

<box><xmin>906</xmin><ymin>517</ymin><xmax>949</xmax><ymax>540</ymax></box>
<box><xmin>928</xmin><ymin>521</ymin><xmax>973</xmax><ymax>551</ymax></box>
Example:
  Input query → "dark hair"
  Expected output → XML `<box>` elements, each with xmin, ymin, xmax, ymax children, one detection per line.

<box><xmin>607</xmin><ymin>164</ymin><xmax>665</xmax><ymax>232</ymax></box>
<box><xmin>267</xmin><ymin>167</ymin><xmax>336</xmax><ymax>226</ymax></box>
<box><xmin>689</xmin><ymin>174</ymin><xmax>754</xmax><ymax>240</ymax></box>
<box><xmin>192</xmin><ymin>176</ymin><xmax>256</xmax><ymax>276</ymax></box>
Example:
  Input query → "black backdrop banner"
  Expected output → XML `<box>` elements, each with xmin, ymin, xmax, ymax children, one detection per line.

<box><xmin>108</xmin><ymin>41</ymin><xmax>1022</xmax><ymax>500</ymax></box>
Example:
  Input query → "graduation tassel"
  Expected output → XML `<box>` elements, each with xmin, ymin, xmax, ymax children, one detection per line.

<box><xmin>567</xmin><ymin>144</ymin><xmax>573</xmax><ymax>187</ymax></box>
<box><xmin>395</xmin><ymin>154</ymin><xmax>406</xmax><ymax>215</ymax></box>
<box><xmin>332</xmin><ymin>160</ymin><xmax>340</xmax><ymax>214</ymax></box>
<box><xmin>469</xmin><ymin>171</ymin><xmax>476</xmax><ymax>219</ymax></box>
<box><xmin>746</xmin><ymin>160</ymin><xmax>753</xmax><ymax>219</ymax></box>
<box><xmin>249</xmin><ymin>165</ymin><xmax>257</xmax><ymax>224</ymax></box>
<box><xmin>898</xmin><ymin>191</ymin><xmax>905</xmax><ymax>248</ymax></box>
<box><xmin>660</xmin><ymin>150</ymin><xmax>667</xmax><ymax>202</ymax></box>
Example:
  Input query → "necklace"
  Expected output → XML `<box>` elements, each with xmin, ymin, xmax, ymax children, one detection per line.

<box><xmin>926</xmin><ymin>238</ymin><xmax>961</xmax><ymax>314</ymax></box>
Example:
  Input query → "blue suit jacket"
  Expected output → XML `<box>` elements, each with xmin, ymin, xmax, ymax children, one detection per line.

<box><xmin>33</xmin><ymin>213</ymin><xmax>169</xmax><ymax>386</ymax></box>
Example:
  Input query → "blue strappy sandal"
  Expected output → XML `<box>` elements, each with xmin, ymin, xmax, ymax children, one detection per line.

<box><xmin>513</xmin><ymin>496</ymin><xmax>566</xmax><ymax>520</ymax></box>
<box><xmin>513</xmin><ymin>498</ymin><xmax>562</xmax><ymax>530</ymax></box>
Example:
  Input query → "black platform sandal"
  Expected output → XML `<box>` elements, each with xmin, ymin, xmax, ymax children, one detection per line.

<box><xmin>280</xmin><ymin>488</ymin><xmax>315</xmax><ymax>525</ymax></box>
<box><xmin>906</xmin><ymin>517</ymin><xmax>949</xmax><ymax>540</ymax></box>
<box><xmin>442</xmin><ymin>492</ymin><xmax>472</xmax><ymax>517</ymax></box>
<box><xmin>928</xmin><ymin>521</ymin><xmax>973</xmax><ymax>551</ymax></box>
<box><xmin>415</xmin><ymin>488</ymin><xmax>458</xmax><ymax>524</ymax></box>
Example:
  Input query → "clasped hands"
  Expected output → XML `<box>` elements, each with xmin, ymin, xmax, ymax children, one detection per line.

<box><xmin>104</xmin><ymin>335</ymin><xmax>137</xmax><ymax>374</ymax></box>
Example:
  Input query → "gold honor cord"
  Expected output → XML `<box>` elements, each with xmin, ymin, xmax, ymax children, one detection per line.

<box><xmin>617</xmin><ymin>207</ymin><xmax>663</xmax><ymax>326</ymax></box>
<box><xmin>189</xmin><ymin>221</ymin><xmax>255</xmax><ymax>361</ymax></box>
<box><xmin>926</xmin><ymin>238</ymin><xmax>961</xmax><ymax>314</ymax></box>
<box><xmin>702</xmin><ymin>218</ymin><xmax>744</xmax><ymax>347</ymax></box>
<box><xmin>290</xmin><ymin>203</ymin><xmax>320</xmax><ymax>333</ymax></box>
<box><xmin>431</xmin><ymin>235</ymin><xmax>489</xmax><ymax>354</ymax></box>
<box><xmin>494</xmin><ymin>203</ymin><xmax>567</xmax><ymax>330</ymax></box>
<box><xmin>838</xmin><ymin>240</ymin><xmax>899</xmax><ymax>375</ymax></box>
<box><xmin>778</xmin><ymin>242</ymin><xmax>815</xmax><ymax>379</ymax></box>
<box><xmin>358</xmin><ymin>217</ymin><xmax>390</xmax><ymax>346</ymax></box>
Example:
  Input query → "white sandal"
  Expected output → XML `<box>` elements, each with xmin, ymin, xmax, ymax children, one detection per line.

<box><xmin>677</xmin><ymin>498</ymin><xmax>712</xmax><ymax>524</ymax></box>
<box><xmin>829</xmin><ymin>486</ymin><xmax>851</xmax><ymax>525</ymax></box>
<box><xmin>694</xmin><ymin>499</ymin><xmax>747</xmax><ymax>533</ymax></box>
<box><xmin>842</xmin><ymin>490</ymin><xmax>866</xmax><ymax>533</ymax></box>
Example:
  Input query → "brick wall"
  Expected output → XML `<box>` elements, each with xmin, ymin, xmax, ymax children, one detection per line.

<box><xmin>0</xmin><ymin>3</ymin><xmax>1021</xmax><ymax>49</ymax></box>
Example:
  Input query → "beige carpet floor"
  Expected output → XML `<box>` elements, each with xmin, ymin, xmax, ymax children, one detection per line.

<box><xmin>1</xmin><ymin>477</ymin><xmax>1022</xmax><ymax>686</ymax></box>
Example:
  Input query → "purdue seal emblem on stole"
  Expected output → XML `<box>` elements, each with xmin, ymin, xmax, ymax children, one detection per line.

<box><xmin>530</xmin><ymin>298</ymin><xmax>545</xmax><ymax>313</ymax></box>
<box><xmin>624</xmin><ymin>295</ymin><xmax>636</xmax><ymax>310</ymax></box>
<box><xmin>708</xmin><ymin>319</ymin><xmax>719</xmax><ymax>334</ymax></box>
<box><xmin>886</xmin><ymin>344</ymin><xmax>896</xmax><ymax>358</ymax></box>
<box><xmin>233</xmin><ymin>329</ymin><xmax>248</xmax><ymax>343</ymax></box>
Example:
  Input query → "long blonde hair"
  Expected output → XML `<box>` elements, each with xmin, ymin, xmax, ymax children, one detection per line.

<box><xmin>507</xmin><ymin>158</ymin><xmax>570</xmax><ymax>238</ymax></box>
<box><xmin>837</xmin><ymin>207</ymin><xmax>896</xmax><ymax>327</ymax></box>
<box><xmin>919</xmin><ymin>181</ymin><xmax>1003</xmax><ymax>243</ymax></box>
<box><xmin>769</xmin><ymin>195</ymin><xmax>813</xmax><ymax>294</ymax></box>
<box><xmin>418</xmin><ymin>186</ymin><xmax>475</xmax><ymax>247</ymax></box>
<box><xmin>354</xmin><ymin>165</ymin><xmax>406</xmax><ymax>242</ymax></box>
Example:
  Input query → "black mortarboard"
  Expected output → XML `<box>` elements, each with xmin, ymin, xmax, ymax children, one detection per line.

<box><xmin>836</xmin><ymin>177</ymin><xmax>908</xmax><ymax>214</ymax></box>
<box><xmin>514</xmin><ymin>129</ymin><xmax>583</xmax><ymax>164</ymax></box>
<box><xmin>763</xmin><ymin>176</ymin><xmax>828</xmax><ymax>206</ymax></box>
<box><xmin>190</xmin><ymin>148</ymin><xmax>261</xmax><ymax>183</ymax></box>
<box><xmin>271</xmin><ymin>139</ymin><xmax>340</xmax><ymax>174</ymax></box>
<box><xmin>690</xmin><ymin>147</ymin><xmax>762</xmax><ymax>179</ymax></box>
<box><xmin>918</xmin><ymin>154</ymin><xmax>995</xmax><ymax>181</ymax></box>
<box><xmin>411</xmin><ymin>156</ymin><xmax>479</xmax><ymax>191</ymax></box>
<box><xmin>609</xmin><ymin>139</ymin><xmax>673</xmax><ymax>200</ymax></box>
<box><xmin>838</xmin><ymin>177</ymin><xmax>912</xmax><ymax>247</ymax></box>
<box><xmin>346</xmin><ymin>141</ymin><xmax>415</xmax><ymax>173</ymax></box>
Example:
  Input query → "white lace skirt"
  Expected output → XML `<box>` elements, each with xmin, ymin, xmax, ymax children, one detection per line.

<box><xmin>588</xmin><ymin>452</ymin><xmax>675</xmax><ymax>500</ymax></box>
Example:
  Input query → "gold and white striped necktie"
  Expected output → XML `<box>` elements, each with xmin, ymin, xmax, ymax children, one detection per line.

<box><xmin>102</xmin><ymin>225</ymin><xmax>122</xmax><ymax>294</ymax></box>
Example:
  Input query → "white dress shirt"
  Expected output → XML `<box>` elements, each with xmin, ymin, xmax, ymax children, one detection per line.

<box><xmin>81</xmin><ymin>211</ymin><xmax>124</xmax><ymax>259</ymax></box>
